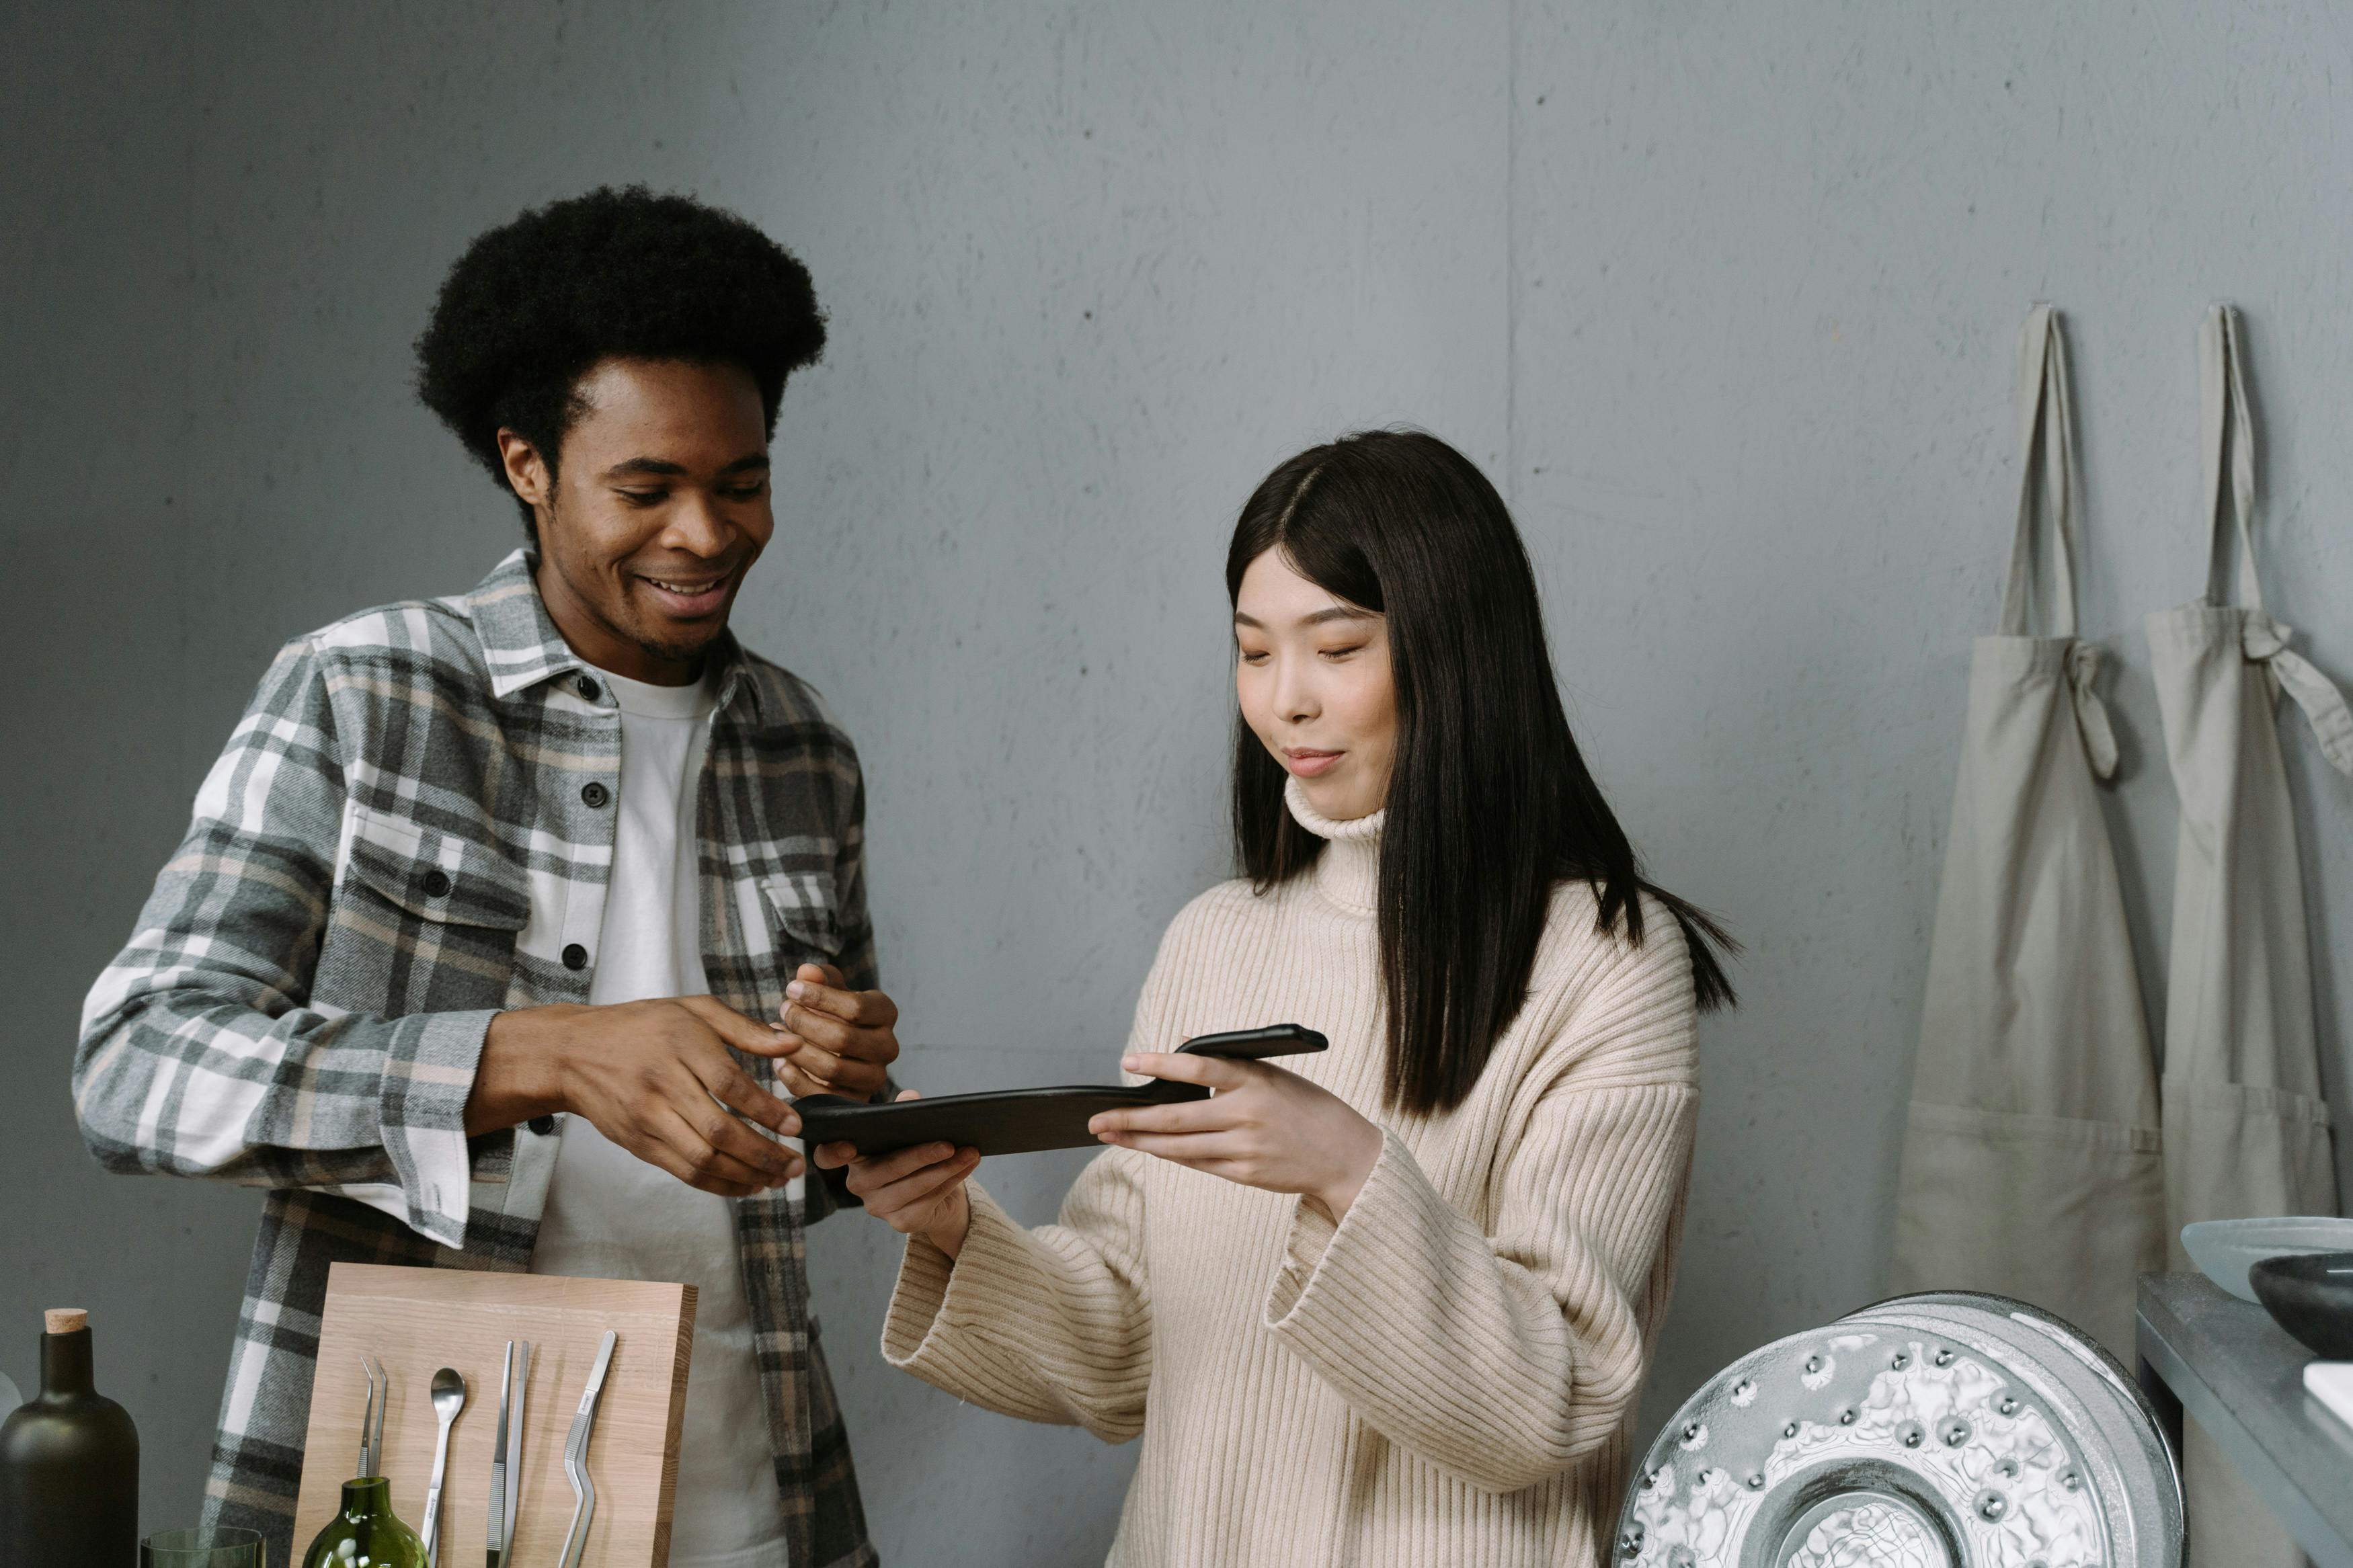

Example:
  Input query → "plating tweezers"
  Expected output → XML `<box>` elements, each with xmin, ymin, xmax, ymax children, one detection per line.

<box><xmin>357</xmin><ymin>1357</ymin><xmax>387</xmax><ymax>1478</ymax></box>
<box><xmin>486</xmin><ymin>1339</ymin><xmax>531</xmax><ymax>1568</ymax></box>
<box><xmin>557</xmin><ymin>1331</ymin><xmax>619</xmax><ymax>1568</ymax></box>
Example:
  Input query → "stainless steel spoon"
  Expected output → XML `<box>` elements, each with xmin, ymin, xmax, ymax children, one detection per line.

<box><xmin>421</xmin><ymin>1367</ymin><xmax>466</xmax><ymax>1567</ymax></box>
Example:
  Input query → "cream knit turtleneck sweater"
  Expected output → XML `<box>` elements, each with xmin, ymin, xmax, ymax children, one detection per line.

<box><xmin>881</xmin><ymin>780</ymin><xmax>1701</xmax><ymax>1567</ymax></box>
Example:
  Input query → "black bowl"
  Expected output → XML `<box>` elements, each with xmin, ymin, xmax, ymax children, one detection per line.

<box><xmin>2249</xmin><ymin>1251</ymin><xmax>2353</xmax><ymax>1360</ymax></box>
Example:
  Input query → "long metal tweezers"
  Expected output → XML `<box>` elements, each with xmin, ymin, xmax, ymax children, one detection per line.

<box><xmin>357</xmin><ymin>1356</ymin><xmax>387</xmax><ymax>1479</ymax></box>
<box><xmin>486</xmin><ymin>1339</ymin><xmax>530</xmax><ymax>1568</ymax></box>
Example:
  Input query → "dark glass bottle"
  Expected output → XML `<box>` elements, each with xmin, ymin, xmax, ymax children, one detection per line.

<box><xmin>0</xmin><ymin>1308</ymin><xmax>142</xmax><ymax>1568</ymax></box>
<box><xmin>300</xmin><ymin>1476</ymin><xmax>427</xmax><ymax>1568</ymax></box>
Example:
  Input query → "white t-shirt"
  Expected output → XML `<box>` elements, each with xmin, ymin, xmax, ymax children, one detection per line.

<box><xmin>528</xmin><ymin>664</ymin><xmax>791</xmax><ymax>1568</ymax></box>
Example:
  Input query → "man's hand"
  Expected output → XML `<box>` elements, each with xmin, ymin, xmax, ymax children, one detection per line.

<box><xmin>774</xmin><ymin>962</ymin><xmax>900</xmax><ymax>1102</ymax></box>
<box><xmin>468</xmin><ymin>995</ymin><xmax>805</xmax><ymax>1198</ymax></box>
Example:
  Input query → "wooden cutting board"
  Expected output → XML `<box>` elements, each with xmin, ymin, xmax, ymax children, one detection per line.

<box><xmin>292</xmin><ymin>1264</ymin><xmax>696</xmax><ymax>1568</ymax></box>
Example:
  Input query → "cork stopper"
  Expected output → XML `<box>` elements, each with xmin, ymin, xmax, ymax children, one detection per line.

<box><xmin>44</xmin><ymin>1309</ymin><xmax>88</xmax><ymax>1335</ymax></box>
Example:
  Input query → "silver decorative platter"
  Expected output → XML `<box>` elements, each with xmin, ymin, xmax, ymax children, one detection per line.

<box><xmin>1615</xmin><ymin>1292</ymin><xmax>2182</xmax><ymax>1568</ymax></box>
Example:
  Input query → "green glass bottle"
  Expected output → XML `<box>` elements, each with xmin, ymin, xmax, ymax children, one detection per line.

<box><xmin>0</xmin><ymin>1307</ymin><xmax>141</xmax><ymax>1568</ymax></box>
<box><xmin>300</xmin><ymin>1477</ymin><xmax>428</xmax><ymax>1568</ymax></box>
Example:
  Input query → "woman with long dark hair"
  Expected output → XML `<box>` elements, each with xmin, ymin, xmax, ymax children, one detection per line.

<box><xmin>818</xmin><ymin>429</ymin><xmax>1733</xmax><ymax>1566</ymax></box>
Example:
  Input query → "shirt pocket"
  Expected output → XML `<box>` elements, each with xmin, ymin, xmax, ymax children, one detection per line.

<box><xmin>341</xmin><ymin>803</ymin><xmax>532</xmax><ymax>931</ymax></box>
<box><xmin>319</xmin><ymin>802</ymin><xmax>534</xmax><ymax>1015</ymax></box>
<box><xmin>758</xmin><ymin>869</ymin><xmax>844</xmax><ymax>963</ymax></box>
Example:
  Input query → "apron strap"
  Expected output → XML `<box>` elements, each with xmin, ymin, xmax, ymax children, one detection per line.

<box><xmin>2200</xmin><ymin>305</ymin><xmax>2263</xmax><ymax>612</ymax></box>
<box><xmin>1999</xmin><ymin>306</ymin><xmax>2118</xmax><ymax>776</ymax></box>
<box><xmin>2200</xmin><ymin>305</ymin><xmax>2353</xmax><ymax>778</ymax></box>
<box><xmin>1999</xmin><ymin>304</ymin><xmax>2081</xmax><ymax>640</ymax></box>
<box><xmin>2005</xmin><ymin>305</ymin><xmax>2080</xmax><ymax>639</ymax></box>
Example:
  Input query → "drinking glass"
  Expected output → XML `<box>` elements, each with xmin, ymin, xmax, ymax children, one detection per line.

<box><xmin>142</xmin><ymin>1524</ymin><xmax>266</xmax><ymax>1568</ymax></box>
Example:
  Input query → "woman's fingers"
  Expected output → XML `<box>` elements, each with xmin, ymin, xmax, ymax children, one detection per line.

<box><xmin>1089</xmin><ymin>1096</ymin><xmax>1236</xmax><ymax>1139</ymax></box>
<box><xmin>854</xmin><ymin>1148</ymin><xmax>980</xmax><ymax>1227</ymax></box>
<box><xmin>1121</xmin><ymin>1050</ymin><xmax>1252</xmax><ymax>1091</ymax></box>
<box><xmin>868</xmin><ymin>1150</ymin><xmax>979</xmax><ymax>1222</ymax></box>
<box><xmin>1094</xmin><ymin>1128</ymin><xmax>1247</xmax><ymax>1163</ymax></box>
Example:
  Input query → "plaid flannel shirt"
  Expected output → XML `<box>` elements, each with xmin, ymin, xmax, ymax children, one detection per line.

<box><xmin>75</xmin><ymin>549</ymin><xmax>878</xmax><ymax>1568</ymax></box>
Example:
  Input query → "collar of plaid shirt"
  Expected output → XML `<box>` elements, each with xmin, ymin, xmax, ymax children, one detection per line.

<box><xmin>76</xmin><ymin>549</ymin><xmax>877</xmax><ymax>1568</ymax></box>
<box><xmin>472</xmin><ymin>548</ymin><xmax>755</xmax><ymax>706</ymax></box>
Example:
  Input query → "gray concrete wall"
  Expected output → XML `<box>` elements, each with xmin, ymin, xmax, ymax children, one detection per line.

<box><xmin>4</xmin><ymin>1</ymin><xmax>2349</xmax><ymax>1559</ymax></box>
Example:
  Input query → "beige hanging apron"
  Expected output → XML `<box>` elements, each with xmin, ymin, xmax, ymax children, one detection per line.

<box><xmin>2151</xmin><ymin>304</ymin><xmax>2352</xmax><ymax>1568</ymax></box>
<box><xmin>1891</xmin><ymin>305</ymin><xmax>2166</xmax><ymax>1362</ymax></box>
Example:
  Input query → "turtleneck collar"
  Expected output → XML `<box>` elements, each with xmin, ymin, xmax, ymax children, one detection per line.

<box><xmin>1284</xmin><ymin>775</ymin><xmax>1382</xmax><ymax>915</ymax></box>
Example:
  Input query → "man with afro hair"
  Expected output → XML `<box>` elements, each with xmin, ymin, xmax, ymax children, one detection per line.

<box><xmin>79</xmin><ymin>188</ymin><xmax>892</xmax><ymax>1568</ymax></box>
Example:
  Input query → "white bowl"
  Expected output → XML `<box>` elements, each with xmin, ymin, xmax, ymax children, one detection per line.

<box><xmin>2180</xmin><ymin>1216</ymin><xmax>2353</xmax><ymax>1303</ymax></box>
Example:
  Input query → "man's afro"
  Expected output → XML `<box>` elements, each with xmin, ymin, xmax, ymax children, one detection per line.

<box><xmin>415</xmin><ymin>185</ymin><xmax>824</xmax><ymax>512</ymax></box>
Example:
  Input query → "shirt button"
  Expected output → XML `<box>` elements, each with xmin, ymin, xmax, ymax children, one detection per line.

<box><xmin>526</xmin><ymin>1114</ymin><xmax>558</xmax><ymax>1136</ymax></box>
<box><xmin>581</xmin><ymin>781</ymin><xmax>609</xmax><ymax>809</ymax></box>
<box><xmin>420</xmin><ymin>868</ymin><xmax>452</xmax><ymax>898</ymax></box>
<box><xmin>575</xmin><ymin>674</ymin><xmax>600</xmax><ymax>701</ymax></box>
<box><xmin>561</xmin><ymin>943</ymin><xmax>589</xmax><ymax>971</ymax></box>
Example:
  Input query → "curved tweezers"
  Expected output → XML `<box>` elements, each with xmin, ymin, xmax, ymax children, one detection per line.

<box><xmin>357</xmin><ymin>1356</ymin><xmax>387</xmax><ymax>1478</ymax></box>
<box><xmin>557</xmin><ymin>1331</ymin><xmax>619</xmax><ymax>1568</ymax></box>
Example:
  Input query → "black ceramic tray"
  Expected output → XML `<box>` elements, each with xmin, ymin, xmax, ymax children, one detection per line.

<box><xmin>793</xmin><ymin>1024</ymin><xmax>1326</xmax><ymax>1157</ymax></box>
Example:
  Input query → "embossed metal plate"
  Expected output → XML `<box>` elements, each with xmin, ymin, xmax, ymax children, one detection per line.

<box><xmin>1615</xmin><ymin>1292</ymin><xmax>2183</xmax><ymax>1567</ymax></box>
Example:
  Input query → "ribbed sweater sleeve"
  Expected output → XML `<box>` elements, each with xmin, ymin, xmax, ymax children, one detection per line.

<box><xmin>881</xmin><ymin>1147</ymin><xmax>1154</xmax><ymax>1440</ymax></box>
<box><xmin>879</xmin><ymin>932</ymin><xmax>1182</xmax><ymax>1440</ymax></box>
<box><xmin>1261</xmin><ymin>930</ymin><xmax>1700</xmax><ymax>1494</ymax></box>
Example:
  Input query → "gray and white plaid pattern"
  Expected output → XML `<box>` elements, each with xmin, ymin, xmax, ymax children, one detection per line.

<box><xmin>75</xmin><ymin>550</ymin><xmax>878</xmax><ymax>1568</ymax></box>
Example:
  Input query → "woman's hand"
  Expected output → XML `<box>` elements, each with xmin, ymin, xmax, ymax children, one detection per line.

<box><xmin>1089</xmin><ymin>1053</ymin><xmax>1385</xmax><ymax>1219</ymax></box>
<box><xmin>811</xmin><ymin>1091</ymin><xmax>979</xmax><ymax>1259</ymax></box>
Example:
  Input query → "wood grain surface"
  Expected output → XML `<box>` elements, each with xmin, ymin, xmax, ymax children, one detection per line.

<box><xmin>292</xmin><ymin>1264</ymin><xmax>696</xmax><ymax>1568</ymax></box>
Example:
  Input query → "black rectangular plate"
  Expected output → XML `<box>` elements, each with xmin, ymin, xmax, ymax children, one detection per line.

<box><xmin>793</xmin><ymin>1024</ymin><xmax>1326</xmax><ymax>1159</ymax></box>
